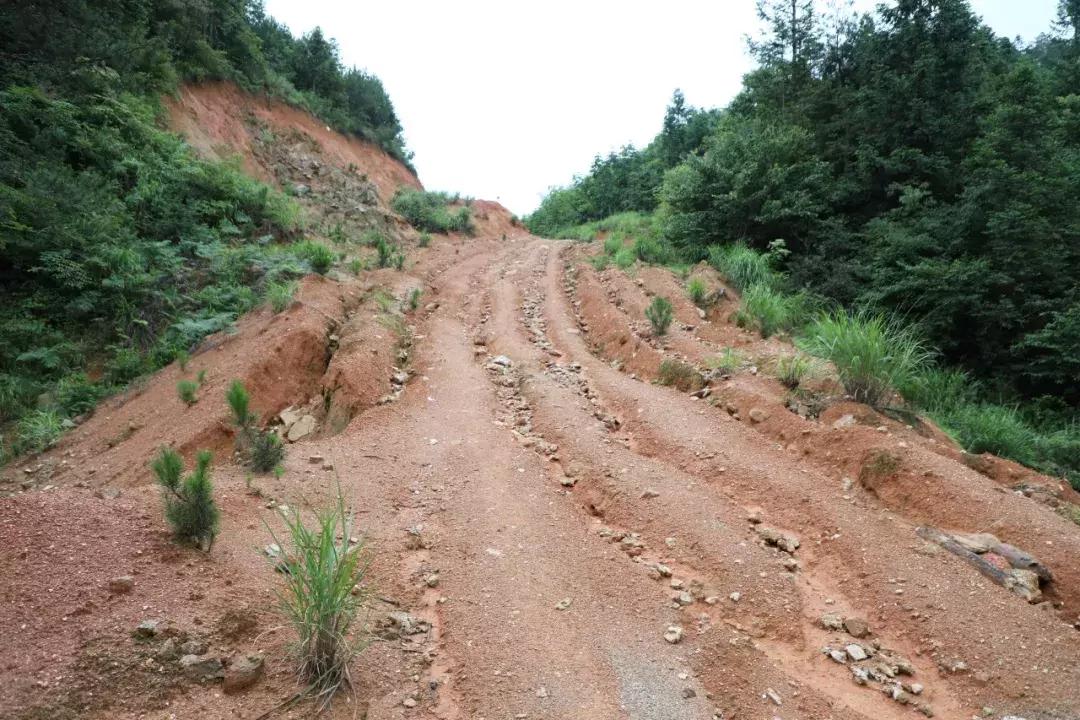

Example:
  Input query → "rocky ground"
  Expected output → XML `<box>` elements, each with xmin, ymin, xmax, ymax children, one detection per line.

<box><xmin>2</xmin><ymin>85</ymin><xmax>1079</xmax><ymax>720</ymax></box>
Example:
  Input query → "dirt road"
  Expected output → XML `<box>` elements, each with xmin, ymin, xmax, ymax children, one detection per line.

<box><xmin>4</xmin><ymin>231</ymin><xmax>1080</xmax><ymax>720</ymax></box>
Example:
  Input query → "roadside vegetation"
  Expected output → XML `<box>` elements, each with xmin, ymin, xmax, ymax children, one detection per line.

<box><xmin>392</xmin><ymin>189</ymin><xmax>473</xmax><ymax>234</ymax></box>
<box><xmin>527</xmin><ymin>0</ymin><xmax>1080</xmax><ymax>488</ymax></box>
<box><xmin>0</xmin><ymin>0</ymin><xmax>414</xmax><ymax>464</ymax></box>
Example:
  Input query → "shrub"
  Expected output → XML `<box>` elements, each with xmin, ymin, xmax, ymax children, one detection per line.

<box><xmin>250</xmin><ymin>429</ymin><xmax>286</xmax><ymax>472</ymax></box>
<box><xmin>613</xmin><ymin>247</ymin><xmax>636</xmax><ymax>269</ymax></box>
<box><xmin>897</xmin><ymin>366</ymin><xmax>977</xmax><ymax>413</ymax></box>
<box><xmin>687</xmin><ymin>277</ymin><xmax>708</xmax><ymax>307</ymax></box>
<box><xmin>938</xmin><ymin>404</ymin><xmax>1038</xmax><ymax>466</ymax></box>
<box><xmin>603</xmin><ymin>235</ymin><xmax>623</xmax><ymax>256</ymax></box>
<box><xmin>391</xmin><ymin>188</ymin><xmax>473</xmax><ymax>234</ymax></box>
<box><xmin>196</xmin><ymin>369</ymin><xmax>208</xmax><ymax>386</ymax></box>
<box><xmin>707</xmin><ymin>348</ymin><xmax>744</xmax><ymax>374</ymax></box>
<box><xmin>418</xmin><ymin>232</ymin><xmax>432</xmax><ymax>248</ymax></box>
<box><xmin>407</xmin><ymin>288</ymin><xmax>422</xmax><ymax>312</ymax></box>
<box><xmin>17</xmin><ymin>409</ymin><xmax>63</xmax><ymax>453</ymax></box>
<box><xmin>268</xmin><ymin>497</ymin><xmax>370</xmax><ymax>707</ymax></box>
<box><xmin>152</xmin><ymin>448</ymin><xmax>219</xmax><ymax>550</ymax></box>
<box><xmin>633</xmin><ymin>236</ymin><xmax>667</xmax><ymax>264</ymax></box>
<box><xmin>348</xmin><ymin>258</ymin><xmax>364</xmax><ymax>275</ymax></box>
<box><xmin>707</xmin><ymin>243</ymin><xmax>778</xmax><ymax>291</ymax></box>
<box><xmin>774</xmin><ymin>353</ymin><xmax>815</xmax><ymax>389</ymax></box>
<box><xmin>56</xmin><ymin>373</ymin><xmax>103</xmax><ymax>416</ymax></box>
<box><xmin>295</xmin><ymin>241</ymin><xmax>334</xmax><ymax>274</ymax></box>
<box><xmin>735</xmin><ymin>284</ymin><xmax>806</xmax><ymax>338</ymax></box>
<box><xmin>176</xmin><ymin>350</ymin><xmax>190</xmax><ymax>371</ymax></box>
<box><xmin>657</xmin><ymin>359</ymin><xmax>705</xmax><ymax>392</ymax></box>
<box><xmin>177</xmin><ymin>379</ymin><xmax>199</xmax><ymax>405</ymax></box>
<box><xmin>799</xmin><ymin>309</ymin><xmax>931</xmax><ymax>408</ymax></box>
<box><xmin>646</xmin><ymin>297</ymin><xmax>673</xmax><ymax>336</ymax></box>
<box><xmin>268</xmin><ymin>281</ymin><xmax>298</xmax><ymax>313</ymax></box>
<box><xmin>589</xmin><ymin>254</ymin><xmax>610</xmax><ymax>271</ymax></box>
<box><xmin>227</xmin><ymin>380</ymin><xmax>254</xmax><ymax>428</ymax></box>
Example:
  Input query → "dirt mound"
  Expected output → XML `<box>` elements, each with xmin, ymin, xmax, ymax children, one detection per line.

<box><xmin>164</xmin><ymin>82</ymin><xmax>420</xmax><ymax>204</ymax></box>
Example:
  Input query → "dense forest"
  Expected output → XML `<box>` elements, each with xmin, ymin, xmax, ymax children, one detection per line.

<box><xmin>0</xmin><ymin>0</ymin><xmax>408</xmax><ymax>460</ymax></box>
<box><xmin>529</xmin><ymin>0</ymin><xmax>1080</xmax><ymax>483</ymax></box>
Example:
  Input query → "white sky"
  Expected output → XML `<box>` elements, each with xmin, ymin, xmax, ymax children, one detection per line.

<box><xmin>264</xmin><ymin>0</ymin><xmax>1061</xmax><ymax>215</ymax></box>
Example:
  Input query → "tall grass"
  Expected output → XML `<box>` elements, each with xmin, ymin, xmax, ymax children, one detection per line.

<box><xmin>268</xmin><ymin>280</ymin><xmax>298</xmax><ymax>313</ymax></box>
<box><xmin>773</xmin><ymin>353</ymin><xmax>816</xmax><ymax>389</ymax></box>
<box><xmin>735</xmin><ymin>284</ymin><xmax>807</xmax><ymax>338</ymax></box>
<box><xmin>707</xmin><ymin>243</ymin><xmax>779</xmax><ymax>291</ymax></box>
<box><xmin>269</xmin><ymin>497</ymin><xmax>370</xmax><ymax>708</ymax></box>
<box><xmin>937</xmin><ymin>404</ymin><xmax>1038</xmax><ymax>465</ymax></box>
<box><xmin>897</xmin><ymin>366</ymin><xmax>977</xmax><ymax>413</ymax></box>
<box><xmin>799</xmin><ymin>309</ymin><xmax>931</xmax><ymax>408</ymax></box>
<box><xmin>686</xmin><ymin>277</ymin><xmax>708</xmax><ymax>307</ymax></box>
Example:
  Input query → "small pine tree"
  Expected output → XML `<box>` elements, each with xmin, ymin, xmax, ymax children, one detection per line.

<box><xmin>177</xmin><ymin>379</ymin><xmax>198</xmax><ymax>405</ymax></box>
<box><xmin>152</xmin><ymin>448</ymin><xmax>219</xmax><ymax>550</ymax></box>
<box><xmin>227</xmin><ymin>380</ymin><xmax>254</xmax><ymax>428</ymax></box>
<box><xmin>646</xmin><ymin>297</ymin><xmax>674</xmax><ymax>336</ymax></box>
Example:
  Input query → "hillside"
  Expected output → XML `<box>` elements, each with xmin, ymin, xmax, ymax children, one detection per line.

<box><xmin>1</xmin><ymin>77</ymin><xmax>1079</xmax><ymax>720</ymax></box>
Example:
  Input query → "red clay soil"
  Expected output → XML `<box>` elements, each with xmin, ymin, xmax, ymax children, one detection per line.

<box><xmin>164</xmin><ymin>82</ymin><xmax>421</xmax><ymax>203</ymax></box>
<box><xmin>3</xmin><ymin>96</ymin><xmax>1080</xmax><ymax>720</ymax></box>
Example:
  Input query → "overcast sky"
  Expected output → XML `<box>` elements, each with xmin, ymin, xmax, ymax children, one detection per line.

<box><xmin>264</xmin><ymin>0</ymin><xmax>1061</xmax><ymax>215</ymax></box>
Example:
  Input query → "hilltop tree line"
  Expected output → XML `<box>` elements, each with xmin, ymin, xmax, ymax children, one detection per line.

<box><xmin>0</xmin><ymin>0</ymin><xmax>410</xmax><ymax>164</ymax></box>
<box><xmin>528</xmin><ymin>0</ymin><xmax>1080</xmax><ymax>411</ymax></box>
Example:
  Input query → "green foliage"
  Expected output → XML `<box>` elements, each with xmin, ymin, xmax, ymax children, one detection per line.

<box><xmin>603</xmin><ymin>236</ymin><xmax>623</xmax><ymax>256</ymax></box>
<box><xmin>773</xmin><ymin>353</ymin><xmax>815</xmax><ymax>389</ymax></box>
<box><xmin>55</xmin><ymin>373</ymin><xmax>103</xmax><ymax>416</ymax></box>
<box><xmin>938</xmin><ymin>405</ymin><xmax>1039</xmax><ymax>466</ymax></box>
<box><xmin>706</xmin><ymin>348</ymin><xmax>744</xmax><ymax>375</ymax></box>
<box><xmin>227</xmin><ymin>380</ymin><xmax>254</xmax><ymax>428</ymax></box>
<box><xmin>268</xmin><ymin>281</ymin><xmax>298</xmax><ymax>313</ymax></box>
<box><xmin>645</xmin><ymin>297</ymin><xmax>674</xmax><ymax>336</ymax></box>
<box><xmin>686</xmin><ymin>277</ymin><xmax>708</xmax><ymax>307</ymax></box>
<box><xmin>391</xmin><ymin>189</ymin><xmax>473</xmax><ymax>234</ymax></box>
<box><xmin>633</xmin><ymin>236</ymin><xmax>668</xmax><ymax>264</ymax></box>
<box><xmin>294</xmin><ymin>241</ymin><xmax>334</xmax><ymax>275</ymax></box>
<box><xmin>407</xmin><ymin>288</ymin><xmax>422</xmax><ymax>312</ymax></box>
<box><xmin>735</xmin><ymin>284</ymin><xmax>807</xmax><ymax>338</ymax></box>
<box><xmin>799</xmin><ymin>310</ymin><xmax>931</xmax><ymax>408</ymax></box>
<box><xmin>707</xmin><ymin>244</ymin><xmax>779</xmax><ymax>292</ymax></box>
<box><xmin>417</xmin><ymin>232</ymin><xmax>432</xmax><ymax>248</ymax></box>
<box><xmin>268</xmin><ymin>497</ymin><xmax>370</xmax><ymax>707</ymax></box>
<box><xmin>657</xmin><ymin>359</ymin><xmax>705</xmax><ymax>392</ymax></box>
<box><xmin>16</xmin><ymin>410</ymin><xmax>64</xmax><ymax>454</ymax></box>
<box><xmin>177</xmin><ymin>379</ymin><xmax>199</xmax><ymax>406</ymax></box>
<box><xmin>613</xmin><ymin>247</ymin><xmax>636</xmax><ymax>269</ymax></box>
<box><xmin>152</xmin><ymin>448</ymin><xmax>219</xmax><ymax>549</ymax></box>
<box><xmin>176</xmin><ymin>350</ymin><xmax>190</xmax><ymax>372</ymax></box>
<box><xmin>897</xmin><ymin>367</ymin><xmax>979</xmax><ymax>414</ymax></box>
<box><xmin>249</xmin><ymin>429</ymin><xmax>285</xmax><ymax>473</ymax></box>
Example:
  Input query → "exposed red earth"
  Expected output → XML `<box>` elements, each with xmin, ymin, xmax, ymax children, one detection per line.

<box><xmin>2</xmin><ymin>84</ymin><xmax>1078</xmax><ymax>720</ymax></box>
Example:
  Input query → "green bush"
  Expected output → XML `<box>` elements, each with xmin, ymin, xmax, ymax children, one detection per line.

<box><xmin>267</xmin><ymin>281</ymin><xmax>298</xmax><ymax>313</ymax></box>
<box><xmin>707</xmin><ymin>348</ymin><xmax>744</xmax><ymax>374</ymax></box>
<box><xmin>603</xmin><ymin>235</ymin><xmax>623</xmax><ymax>256</ymax></box>
<box><xmin>938</xmin><ymin>404</ymin><xmax>1038</xmax><ymax>466</ymax></box>
<box><xmin>800</xmin><ymin>309</ymin><xmax>931</xmax><ymax>408</ymax></box>
<box><xmin>17</xmin><ymin>409</ymin><xmax>63</xmax><ymax>453</ymax></box>
<box><xmin>613</xmin><ymin>247</ymin><xmax>636</xmax><ymax>269</ymax></box>
<box><xmin>227</xmin><ymin>380</ymin><xmax>254</xmax><ymax>428</ymax></box>
<box><xmin>249</xmin><ymin>429</ymin><xmax>285</xmax><ymax>472</ymax></box>
<box><xmin>657</xmin><ymin>359</ymin><xmax>705</xmax><ymax>392</ymax></box>
<box><xmin>418</xmin><ymin>232</ymin><xmax>432</xmax><ymax>248</ymax></box>
<box><xmin>633</xmin><ymin>236</ymin><xmax>667</xmax><ymax>264</ymax></box>
<box><xmin>55</xmin><ymin>373</ymin><xmax>103</xmax><ymax>416</ymax></box>
<box><xmin>589</xmin><ymin>254</ymin><xmax>611</xmax><ymax>271</ymax></box>
<box><xmin>177</xmin><ymin>379</ymin><xmax>199</xmax><ymax>405</ymax></box>
<box><xmin>152</xmin><ymin>447</ymin><xmax>219</xmax><ymax>550</ymax></box>
<box><xmin>898</xmin><ymin>366</ymin><xmax>978</xmax><ymax>414</ymax></box>
<box><xmin>391</xmin><ymin>189</ymin><xmax>473</xmax><ymax>234</ymax></box>
<box><xmin>407</xmin><ymin>288</ymin><xmax>422</xmax><ymax>312</ymax></box>
<box><xmin>268</xmin><ymin>497</ymin><xmax>370</xmax><ymax>707</ymax></box>
<box><xmin>687</xmin><ymin>277</ymin><xmax>708</xmax><ymax>307</ymax></box>
<box><xmin>735</xmin><ymin>284</ymin><xmax>806</xmax><ymax>338</ymax></box>
<box><xmin>646</xmin><ymin>297</ymin><xmax>674</xmax><ymax>336</ymax></box>
<box><xmin>707</xmin><ymin>244</ymin><xmax>779</xmax><ymax>291</ymax></box>
<box><xmin>774</xmin><ymin>353</ymin><xmax>815</xmax><ymax>389</ymax></box>
<box><xmin>294</xmin><ymin>241</ymin><xmax>334</xmax><ymax>274</ymax></box>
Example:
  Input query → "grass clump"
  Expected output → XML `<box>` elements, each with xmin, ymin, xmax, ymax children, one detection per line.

<box><xmin>294</xmin><ymin>241</ymin><xmax>335</xmax><ymax>275</ymax></box>
<box><xmin>799</xmin><ymin>309</ymin><xmax>930</xmax><ymax>408</ymax></box>
<box><xmin>687</xmin><ymin>277</ymin><xmax>708</xmax><ymax>307</ymax></box>
<box><xmin>645</xmin><ymin>297</ymin><xmax>674</xmax><ymax>336</ymax></box>
<box><xmin>707</xmin><ymin>243</ymin><xmax>779</xmax><ymax>291</ymax></box>
<box><xmin>227</xmin><ymin>380</ymin><xmax>255</xmax><ymax>428</ymax></box>
<box><xmin>16</xmin><ymin>409</ymin><xmax>63</xmax><ymax>454</ymax></box>
<box><xmin>773</xmin><ymin>353</ymin><xmax>815</xmax><ymax>389</ymax></box>
<box><xmin>657</xmin><ymin>359</ymin><xmax>705</xmax><ymax>392</ymax></box>
<box><xmin>406</xmin><ymin>288</ymin><xmax>422</xmax><ymax>312</ymax></box>
<box><xmin>152</xmin><ymin>447</ymin><xmax>219</xmax><ymax>550</ymax></box>
<box><xmin>268</xmin><ymin>281</ymin><xmax>299</xmax><ymax>313</ymax></box>
<box><xmin>734</xmin><ymin>284</ymin><xmax>806</xmax><ymax>338</ymax></box>
<box><xmin>603</xmin><ymin>235</ymin><xmax>623</xmax><ymax>256</ymax></box>
<box><xmin>418</xmin><ymin>232</ymin><xmax>432</xmax><ymax>248</ymax></box>
<box><xmin>706</xmin><ymin>348</ymin><xmax>744</xmax><ymax>375</ymax></box>
<box><xmin>268</xmin><ymin>497</ymin><xmax>370</xmax><ymax>708</ymax></box>
<box><xmin>613</xmin><ymin>247</ymin><xmax>636</xmax><ymax>269</ymax></box>
<box><xmin>937</xmin><ymin>404</ymin><xmax>1038</xmax><ymax>466</ymax></box>
<box><xmin>391</xmin><ymin>188</ymin><xmax>472</xmax><ymax>234</ymax></box>
<box><xmin>177</xmin><ymin>379</ymin><xmax>199</xmax><ymax>406</ymax></box>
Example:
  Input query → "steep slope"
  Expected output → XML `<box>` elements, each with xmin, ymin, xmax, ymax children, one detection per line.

<box><xmin>1</xmin><ymin>84</ymin><xmax>1078</xmax><ymax>720</ymax></box>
